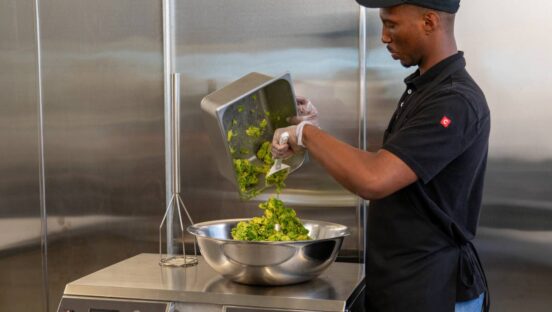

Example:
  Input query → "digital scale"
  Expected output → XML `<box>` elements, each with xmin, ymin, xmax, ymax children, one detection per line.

<box><xmin>57</xmin><ymin>253</ymin><xmax>365</xmax><ymax>312</ymax></box>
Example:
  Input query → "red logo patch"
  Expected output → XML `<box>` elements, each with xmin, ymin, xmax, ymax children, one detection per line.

<box><xmin>440</xmin><ymin>116</ymin><xmax>451</xmax><ymax>128</ymax></box>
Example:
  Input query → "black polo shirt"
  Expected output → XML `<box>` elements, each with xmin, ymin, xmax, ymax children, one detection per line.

<box><xmin>365</xmin><ymin>52</ymin><xmax>490</xmax><ymax>311</ymax></box>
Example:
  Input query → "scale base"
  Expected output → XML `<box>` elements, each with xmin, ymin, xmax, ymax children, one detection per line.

<box><xmin>159</xmin><ymin>255</ymin><xmax>198</xmax><ymax>267</ymax></box>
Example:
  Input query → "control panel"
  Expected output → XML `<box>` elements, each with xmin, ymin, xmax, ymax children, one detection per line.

<box><xmin>57</xmin><ymin>296</ymin><xmax>170</xmax><ymax>312</ymax></box>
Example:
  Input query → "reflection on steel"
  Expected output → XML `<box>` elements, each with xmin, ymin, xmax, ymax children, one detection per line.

<box><xmin>159</xmin><ymin>73</ymin><xmax>197</xmax><ymax>267</ymax></box>
<box><xmin>203</xmin><ymin>275</ymin><xmax>338</xmax><ymax>299</ymax></box>
<box><xmin>187</xmin><ymin>218</ymin><xmax>349</xmax><ymax>285</ymax></box>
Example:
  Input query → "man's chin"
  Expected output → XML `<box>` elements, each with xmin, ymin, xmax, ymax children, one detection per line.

<box><xmin>399</xmin><ymin>60</ymin><xmax>414</xmax><ymax>68</ymax></box>
<box><xmin>390</xmin><ymin>54</ymin><xmax>414</xmax><ymax>68</ymax></box>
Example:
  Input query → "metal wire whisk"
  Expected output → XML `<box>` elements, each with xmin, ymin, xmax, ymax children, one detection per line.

<box><xmin>159</xmin><ymin>73</ymin><xmax>198</xmax><ymax>267</ymax></box>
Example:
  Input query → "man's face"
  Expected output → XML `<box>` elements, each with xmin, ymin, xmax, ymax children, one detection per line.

<box><xmin>379</xmin><ymin>5</ymin><xmax>427</xmax><ymax>68</ymax></box>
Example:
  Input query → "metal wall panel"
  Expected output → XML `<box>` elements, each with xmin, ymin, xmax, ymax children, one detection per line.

<box><xmin>456</xmin><ymin>1</ymin><xmax>552</xmax><ymax>310</ymax></box>
<box><xmin>0</xmin><ymin>0</ymin><xmax>45</xmax><ymax>310</ymax></box>
<box><xmin>363</xmin><ymin>2</ymin><xmax>552</xmax><ymax>311</ymax></box>
<box><xmin>38</xmin><ymin>1</ymin><xmax>165</xmax><ymax>311</ymax></box>
<box><xmin>172</xmin><ymin>0</ymin><xmax>361</xmax><ymax>253</ymax></box>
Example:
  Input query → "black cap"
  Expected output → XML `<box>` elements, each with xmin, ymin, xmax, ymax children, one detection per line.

<box><xmin>356</xmin><ymin>0</ymin><xmax>460</xmax><ymax>13</ymax></box>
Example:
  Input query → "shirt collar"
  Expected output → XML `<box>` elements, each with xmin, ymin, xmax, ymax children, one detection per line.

<box><xmin>404</xmin><ymin>51</ymin><xmax>466</xmax><ymax>91</ymax></box>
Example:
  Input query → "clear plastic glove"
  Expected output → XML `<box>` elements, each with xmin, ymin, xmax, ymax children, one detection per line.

<box><xmin>287</xmin><ymin>96</ymin><xmax>319</xmax><ymax>127</ymax></box>
<box><xmin>272</xmin><ymin>125</ymin><xmax>301</xmax><ymax>160</ymax></box>
<box><xmin>272</xmin><ymin>121</ymin><xmax>318</xmax><ymax>158</ymax></box>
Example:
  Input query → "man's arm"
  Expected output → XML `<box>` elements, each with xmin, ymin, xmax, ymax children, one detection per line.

<box><xmin>301</xmin><ymin>124</ymin><xmax>417</xmax><ymax>200</ymax></box>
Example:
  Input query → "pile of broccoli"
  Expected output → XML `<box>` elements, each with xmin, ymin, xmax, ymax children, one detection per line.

<box><xmin>231</xmin><ymin>197</ymin><xmax>310</xmax><ymax>241</ymax></box>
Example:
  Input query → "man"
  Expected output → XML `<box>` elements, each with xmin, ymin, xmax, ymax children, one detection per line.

<box><xmin>272</xmin><ymin>0</ymin><xmax>490</xmax><ymax>311</ymax></box>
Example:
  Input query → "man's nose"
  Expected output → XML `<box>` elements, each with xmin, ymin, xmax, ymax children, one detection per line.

<box><xmin>381</xmin><ymin>31</ymin><xmax>391</xmax><ymax>44</ymax></box>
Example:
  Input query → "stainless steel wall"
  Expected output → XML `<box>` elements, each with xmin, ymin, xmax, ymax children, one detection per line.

<box><xmin>0</xmin><ymin>0</ymin><xmax>44</xmax><ymax>310</ymax></box>
<box><xmin>1</xmin><ymin>0</ymin><xmax>165</xmax><ymax>311</ymax></box>
<box><xmin>172</xmin><ymin>0</ymin><xmax>362</xmax><ymax>253</ymax></box>
<box><xmin>457</xmin><ymin>1</ymin><xmax>552</xmax><ymax>310</ymax></box>
<box><xmin>1</xmin><ymin>0</ymin><xmax>551</xmax><ymax>311</ymax></box>
<box><xmin>39</xmin><ymin>1</ymin><xmax>165</xmax><ymax>310</ymax></box>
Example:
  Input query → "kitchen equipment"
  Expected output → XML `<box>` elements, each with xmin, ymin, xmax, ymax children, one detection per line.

<box><xmin>158</xmin><ymin>73</ymin><xmax>198</xmax><ymax>267</ymax></box>
<box><xmin>57</xmin><ymin>253</ymin><xmax>365</xmax><ymax>312</ymax></box>
<box><xmin>201</xmin><ymin>72</ymin><xmax>306</xmax><ymax>198</ymax></box>
<box><xmin>266</xmin><ymin>131</ymin><xmax>291</xmax><ymax>183</ymax></box>
<box><xmin>187</xmin><ymin>218</ymin><xmax>350</xmax><ymax>286</ymax></box>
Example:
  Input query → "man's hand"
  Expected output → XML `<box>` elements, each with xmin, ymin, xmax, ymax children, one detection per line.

<box><xmin>272</xmin><ymin>121</ymin><xmax>318</xmax><ymax>158</ymax></box>
<box><xmin>287</xmin><ymin>96</ymin><xmax>319</xmax><ymax>126</ymax></box>
<box><xmin>272</xmin><ymin>96</ymin><xmax>319</xmax><ymax>159</ymax></box>
<box><xmin>272</xmin><ymin>125</ymin><xmax>300</xmax><ymax>159</ymax></box>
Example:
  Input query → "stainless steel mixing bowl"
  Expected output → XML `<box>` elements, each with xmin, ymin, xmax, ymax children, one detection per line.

<box><xmin>187</xmin><ymin>218</ymin><xmax>350</xmax><ymax>286</ymax></box>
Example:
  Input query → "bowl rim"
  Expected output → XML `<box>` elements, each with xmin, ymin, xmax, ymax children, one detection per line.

<box><xmin>187</xmin><ymin>218</ymin><xmax>351</xmax><ymax>244</ymax></box>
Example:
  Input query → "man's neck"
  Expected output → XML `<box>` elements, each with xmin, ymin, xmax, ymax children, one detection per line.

<box><xmin>419</xmin><ymin>38</ymin><xmax>458</xmax><ymax>75</ymax></box>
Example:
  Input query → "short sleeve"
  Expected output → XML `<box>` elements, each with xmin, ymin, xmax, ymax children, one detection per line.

<box><xmin>383</xmin><ymin>93</ymin><xmax>479</xmax><ymax>183</ymax></box>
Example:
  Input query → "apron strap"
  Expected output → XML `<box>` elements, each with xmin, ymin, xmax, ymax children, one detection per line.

<box><xmin>461</xmin><ymin>241</ymin><xmax>490</xmax><ymax>312</ymax></box>
<box><xmin>468</xmin><ymin>241</ymin><xmax>490</xmax><ymax>312</ymax></box>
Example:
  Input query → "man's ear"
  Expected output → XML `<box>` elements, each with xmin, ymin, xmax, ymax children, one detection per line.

<box><xmin>423</xmin><ymin>11</ymin><xmax>440</xmax><ymax>34</ymax></box>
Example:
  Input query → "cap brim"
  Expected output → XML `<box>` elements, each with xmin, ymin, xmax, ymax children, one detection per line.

<box><xmin>355</xmin><ymin>0</ymin><xmax>404</xmax><ymax>9</ymax></box>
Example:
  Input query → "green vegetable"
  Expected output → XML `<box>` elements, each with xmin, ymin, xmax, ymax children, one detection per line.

<box><xmin>265</xmin><ymin>169</ymin><xmax>287</xmax><ymax>193</ymax></box>
<box><xmin>231</xmin><ymin>197</ymin><xmax>310</xmax><ymax>241</ymax></box>
<box><xmin>233</xmin><ymin>159</ymin><xmax>265</xmax><ymax>194</ymax></box>
<box><xmin>256</xmin><ymin>141</ymin><xmax>273</xmax><ymax>165</ymax></box>
<box><xmin>227</xmin><ymin>129</ymin><xmax>235</xmax><ymax>142</ymax></box>
<box><xmin>237</xmin><ymin>105</ymin><xmax>244</xmax><ymax>113</ymax></box>
<box><xmin>233</xmin><ymin>140</ymin><xmax>289</xmax><ymax>198</ymax></box>
<box><xmin>259</xmin><ymin>118</ymin><xmax>268</xmax><ymax>131</ymax></box>
<box><xmin>240</xmin><ymin>148</ymin><xmax>250</xmax><ymax>155</ymax></box>
<box><xmin>246</xmin><ymin>126</ymin><xmax>262</xmax><ymax>138</ymax></box>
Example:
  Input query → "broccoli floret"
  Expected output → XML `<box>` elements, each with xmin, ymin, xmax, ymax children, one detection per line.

<box><xmin>246</xmin><ymin>126</ymin><xmax>262</xmax><ymax>138</ymax></box>
<box><xmin>231</xmin><ymin>197</ymin><xmax>310</xmax><ymax>242</ymax></box>
<box><xmin>227</xmin><ymin>129</ymin><xmax>235</xmax><ymax>142</ymax></box>
<box><xmin>233</xmin><ymin>159</ymin><xmax>259</xmax><ymax>193</ymax></box>
<box><xmin>256</xmin><ymin>141</ymin><xmax>273</xmax><ymax>165</ymax></box>
<box><xmin>265</xmin><ymin>169</ymin><xmax>287</xmax><ymax>193</ymax></box>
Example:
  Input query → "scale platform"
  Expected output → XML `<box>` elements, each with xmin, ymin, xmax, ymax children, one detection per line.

<box><xmin>58</xmin><ymin>253</ymin><xmax>365</xmax><ymax>312</ymax></box>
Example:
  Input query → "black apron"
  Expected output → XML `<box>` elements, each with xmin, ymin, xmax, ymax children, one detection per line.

<box><xmin>365</xmin><ymin>193</ymin><xmax>489</xmax><ymax>311</ymax></box>
<box><xmin>364</xmin><ymin>64</ymin><xmax>490</xmax><ymax>312</ymax></box>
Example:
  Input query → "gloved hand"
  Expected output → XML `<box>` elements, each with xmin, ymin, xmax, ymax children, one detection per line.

<box><xmin>287</xmin><ymin>96</ymin><xmax>319</xmax><ymax>127</ymax></box>
<box><xmin>272</xmin><ymin>125</ymin><xmax>299</xmax><ymax>160</ymax></box>
<box><xmin>272</xmin><ymin>121</ymin><xmax>317</xmax><ymax>159</ymax></box>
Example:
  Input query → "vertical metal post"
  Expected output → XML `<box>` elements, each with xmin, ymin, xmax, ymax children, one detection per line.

<box><xmin>171</xmin><ymin>73</ymin><xmax>180</xmax><ymax>195</ymax></box>
<box><xmin>33</xmin><ymin>0</ymin><xmax>50</xmax><ymax>310</ymax></box>
<box><xmin>357</xmin><ymin>6</ymin><xmax>368</xmax><ymax>269</ymax></box>
<box><xmin>162</xmin><ymin>0</ymin><xmax>175</xmax><ymax>254</ymax></box>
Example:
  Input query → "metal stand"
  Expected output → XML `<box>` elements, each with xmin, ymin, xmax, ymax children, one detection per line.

<box><xmin>159</xmin><ymin>73</ymin><xmax>198</xmax><ymax>267</ymax></box>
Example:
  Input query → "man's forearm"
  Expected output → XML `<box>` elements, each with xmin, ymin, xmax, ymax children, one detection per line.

<box><xmin>301</xmin><ymin>124</ymin><xmax>417</xmax><ymax>199</ymax></box>
<box><xmin>301</xmin><ymin>125</ymin><xmax>382</xmax><ymax>198</ymax></box>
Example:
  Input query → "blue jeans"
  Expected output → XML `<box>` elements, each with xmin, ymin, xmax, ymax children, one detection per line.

<box><xmin>455</xmin><ymin>292</ymin><xmax>485</xmax><ymax>312</ymax></box>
